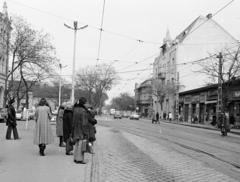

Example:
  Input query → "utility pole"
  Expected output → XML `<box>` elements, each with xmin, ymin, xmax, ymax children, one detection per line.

<box><xmin>217</xmin><ymin>52</ymin><xmax>223</xmax><ymax>125</ymax></box>
<box><xmin>64</xmin><ymin>21</ymin><xmax>88</xmax><ymax>105</ymax></box>
<box><xmin>58</xmin><ymin>63</ymin><xmax>68</xmax><ymax>107</ymax></box>
<box><xmin>175</xmin><ymin>72</ymin><xmax>179</xmax><ymax>122</ymax></box>
<box><xmin>58</xmin><ymin>63</ymin><xmax>62</xmax><ymax>107</ymax></box>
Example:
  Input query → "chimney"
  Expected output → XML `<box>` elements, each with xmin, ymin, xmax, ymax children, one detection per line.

<box><xmin>206</xmin><ymin>13</ymin><xmax>212</xmax><ymax>19</ymax></box>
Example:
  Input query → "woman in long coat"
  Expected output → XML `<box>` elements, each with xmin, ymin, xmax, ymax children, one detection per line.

<box><xmin>72</xmin><ymin>97</ymin><xmax>89</xmax><ymax>164</ymax></box>
<box><xmin>34</xmin><ymin>98</ymin><xmax>54</xmax><ymax>156</ymax></box>
<box><xmin>56</xmin><ymin>105</ymin><xmax>65</xmax><ymax>147</ymax></box>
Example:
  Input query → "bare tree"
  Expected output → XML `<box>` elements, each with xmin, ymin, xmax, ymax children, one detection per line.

<box><xmin>76</xmin><ymin>66</ymin><xmax>98</xmax><ymax>105</ymax></box>
<box><xmin>111</xmin><ymin>93</ymin><xmax>135</xmax><ymax>111</ymax></box>
<box><xmin>5</xmin><ymin>16</ymin><xmax>58</xmax><ymax>108</ymax></box>
<box><xmin>198</xmin><ymin>46</ymin><xmax>240</xmax><ymax>111</ymax></box>
<box><xmin>152</xmin><ymin>78</ymin><xmax>176</xmax><ymax>111</ymax></box>
<box><xmin>76</xmin><ymin>63</ymin><xmax>118</xmax><ymax>113</ymax></box>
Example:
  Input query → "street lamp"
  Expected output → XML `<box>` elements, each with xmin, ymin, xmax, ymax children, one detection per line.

<box><xmin>59</xmin><ymin>63</ymin><xmax>67</xmax><ymax>107</ymax></box>
<box><xmin>64</xmin><ymin>21</ymin><xmax>88</xmax><ymax>105</ymax></box>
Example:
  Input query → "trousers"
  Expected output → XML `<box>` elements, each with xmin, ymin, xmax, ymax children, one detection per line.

<box><xmin>6</xmin><ymin>125</ymin><xmax>19</xmax><ymax>139</ymax></box>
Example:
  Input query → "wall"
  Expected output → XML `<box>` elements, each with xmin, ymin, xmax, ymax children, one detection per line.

<box><xmin>177</xmin><ymin>17</ymin><xmax>238</xmax><ymax>91</ymax></box>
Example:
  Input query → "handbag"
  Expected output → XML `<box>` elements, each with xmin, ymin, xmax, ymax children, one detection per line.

<box><xmin>86</xmin><ymin>142</ymin><xmax>94</xmax><ymax>154</ymax></box>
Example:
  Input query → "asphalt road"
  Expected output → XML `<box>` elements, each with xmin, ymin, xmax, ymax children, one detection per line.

<box><xmin>97</xmin><ymin>116</ymin><xmax>240</xmax><ymax>181</ymax></box>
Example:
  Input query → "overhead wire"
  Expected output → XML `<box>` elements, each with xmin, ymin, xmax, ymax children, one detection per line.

<box><xmin>117</xmin><ymin>52</ymin><xmax>158</xmax><ymax>71</ymax></box>
<box><xmin>8</xmin><ymin>0</ymin><xmax>73</xmax><ymax>22</ymax></box>
<box><xmin>96</xmin><ymin>0</ymin><xmax>106</xmax><ymax>65</ymax></box>
<box><xmin>7</xmin><ymin>0</ymin><xmax>161</xmax><ymax>46</ymax></box>
<box><xmin>183</xmin><ymin>0</ymin><xmax>235</xmax><ymax>37</ymax></box>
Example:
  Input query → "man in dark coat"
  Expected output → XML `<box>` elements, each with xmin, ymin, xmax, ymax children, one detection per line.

<box><xmin>63</xmin><ymin>104</ymin><xmax>73</xmax><ymax>155</ymax></box>
<box><xmin>72</xmin><ymin>97</ymin><xmax>89</xmax><ymax>164</ymax></box>
<box><xmin>6</xmin><ymin>98</ymin><xmax>19</xmax><ymax>140</ymax></box>
<box><xmin>156</xmin><ymin>112</ymin><xmax>160</xmax><ymax>124</ymax></box>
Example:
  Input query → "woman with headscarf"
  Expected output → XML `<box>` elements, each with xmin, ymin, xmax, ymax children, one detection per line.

<box><xmin>56</xmin><ymin>105</ymin><xmax>65</xmax><ymax>147</ymax></box>
<box><xmin>33</xmin><ymin>98</ymin><xmax>54</xmax><ymax>156</ymax></box>
<box><xmin>72</xmin><ymin>97</ymin><xmax>89</xmax><ymax>164</ymax></box>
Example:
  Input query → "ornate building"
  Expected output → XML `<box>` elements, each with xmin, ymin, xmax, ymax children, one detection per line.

<box><xmin>135</xmin><ymin>79</ymin><xmax>153</xmax><ymax>118</ymax></box>
<box><xmin>152</xmin><ymin>14</ymin><xmax>238</xmax><ymax>120</ymax></box>
<box><xmin>0</xmin><ymin>2</ymin><xmax>11</xmax><ymax>108</ymax></box>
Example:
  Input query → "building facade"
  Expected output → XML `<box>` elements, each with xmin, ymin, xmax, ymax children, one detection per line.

<box><xmin>152</xmin><ymin>14</ymin><xmax>238</xmax><ymax>120</ymax></box>
<box><xmin>135</xmin><ymin>79</ymin><xmax>153</xmax><ymax>118</ymax></box>
<box><xmin>179</xmin><ymin>80</ymin><xmax>240</xmax><ymax>127</ymax></box>
<box><xmin>0</xmin><ymin>2</ymin><xmax>11</xmax><ymax>108</ymax></box>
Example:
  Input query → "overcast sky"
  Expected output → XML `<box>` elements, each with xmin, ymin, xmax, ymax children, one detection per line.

<box><xmin>4</xmin><ymin>0</ymin><xmax>240</xmax><ymax>103</ymax></box>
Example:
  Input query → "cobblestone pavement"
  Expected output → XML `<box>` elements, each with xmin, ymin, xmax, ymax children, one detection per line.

<box><xmin>91</xmin><ymin>126</ymin><xmax>238</xmax><ymax>182</ymax></box>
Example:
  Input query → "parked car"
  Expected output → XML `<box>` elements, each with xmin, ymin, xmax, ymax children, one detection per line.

<box><xmin>122</xmin><ymin>112</ymin><xmax>130</xmax><ymax>118</ymax></box>
<box><xmin>0</xmin><ymin>108</ymin><xmax>7</xmax><ymax>123</ymax></box>
<box><xmin>16</xmin><ymin>110</ymin><xmax>22</xmax><ymax>120</ymax></box>
<box><xmin>27</xmin><ymin>109</ymin><xmax>35</xmax><ymax>120</ymax></box>
<box><xmin>114</xmin><ymin>111</ymin><xmax>122</xmax><ymax>119</ymax></box>
<box><xmin>129</xmin><ymin>113</ymin><xmax>140</xmax><ymax>120</ymax></box>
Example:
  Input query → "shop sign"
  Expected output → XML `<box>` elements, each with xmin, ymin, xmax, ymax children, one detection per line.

<box><xmin>184</xmin><ymin>96</ymin><xmax>191</xmax><ymax>103</ymax></box>
<box><xmin>192</xmin><ymin>95</ymin><xmax>199</xmax><ymax>103</ymax></box>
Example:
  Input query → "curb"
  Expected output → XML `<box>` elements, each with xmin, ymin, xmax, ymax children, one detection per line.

<box><xmin>162</xmin><ymin>120</ymin><xmax>240</xmax><ymax>136</ymax></box>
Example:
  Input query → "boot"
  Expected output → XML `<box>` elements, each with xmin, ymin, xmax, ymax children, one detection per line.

<box><xmin>42</xmin><ymin>144</ymin><xmax>46</xmax><ymax>156</ymax></box>
<box><xmin>39</xmin><ymin>144</ymin><xmax>45</xmax><ymax>156</ymax></box>
<box><xmin>59</xmin><ymin>136</ymin><xmax>65</xmax><ymax>147</ymax></box>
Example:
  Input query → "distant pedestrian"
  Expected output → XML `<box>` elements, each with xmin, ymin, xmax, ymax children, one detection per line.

<box><xmin>72</xmin><ymin>97</ymin><xmax>89</xmax><ymax>164</ymax></box>
<box><xmin>156</xmin><ymin>112</ymin><xmax>160</xmax><ymax>124</ymax></box>
<box><xmin>33</xmin><ymin>98</ymin><xmax>54</xmax><ymax>156</ymax></box>
<box><xmin>163</xmin><ymin>112</ymin><xmax>166</xmax><ymax>120</ymax></box>
<box><xmin>56</xmin><ymin>105</ymin><xmax>65</xmax><ymax>147</ymax></box>
<box><xmin>168</xmin><ymin>112</ymin><xmax>173</xmax><ymax>121</ymax></box>
<box><xmin>6</xmin><ymin>98</ymin><xmax>19</xmax><ymax>140</ymax></box>
<box><xmin>152</xmin><ymin>112</ymin><xmax>156</xmax><ymax>124</ymax></box>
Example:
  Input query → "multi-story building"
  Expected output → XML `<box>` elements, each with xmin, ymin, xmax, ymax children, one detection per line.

<box><xmin>179</xmin><ymin>79</ymin><xmax>240</xmax><ymax>127</ymax></box>
<box><xmin>153</xmin><ymin>14</ymin><xmax>238</xmax><ymax>119</ymax></box>
<box><xmin>135</xmin><ymin>79</ymin><xmax>153</xmax><ymax>118</ymax></box>
<box><xmin>0</xmin><ymin>2</ymin><xmax>11</xmax><ymax>108</ymax></box>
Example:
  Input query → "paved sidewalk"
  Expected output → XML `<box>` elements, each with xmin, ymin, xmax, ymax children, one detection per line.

<box><xmin>0</xmin><ymin>121</ymin><xmax>92</xmax><ymax>182</ymax></box>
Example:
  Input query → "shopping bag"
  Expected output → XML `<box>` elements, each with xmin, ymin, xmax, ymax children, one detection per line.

<box><xmin>81</xmin><ymin>139</ymin><xmax>87</xmax><ymax>152</ymax></box>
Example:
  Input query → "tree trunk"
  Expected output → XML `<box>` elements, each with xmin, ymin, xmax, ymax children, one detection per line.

<box><xmin>20</xmin><ymin>65</ymin><xmax>29</xmax><ymax>109</ymax></box>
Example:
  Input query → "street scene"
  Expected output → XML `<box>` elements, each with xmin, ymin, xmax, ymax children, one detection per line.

<box><xmin>0</xmin><ymin>0</ymin><xmax>240</xmax><ymax>181</ymax></box>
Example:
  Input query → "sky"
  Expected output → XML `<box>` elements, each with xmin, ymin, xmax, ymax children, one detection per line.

<box><xmin>3</xmin><ymin>0</ymin><xmax>240</xmax><ymax>104</ymax></box>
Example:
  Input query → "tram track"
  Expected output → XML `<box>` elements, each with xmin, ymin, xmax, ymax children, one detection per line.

<box><xmin>99</xmin><ymin>119</ymin><xmax>240</xmax><ymax>171</ymax></box>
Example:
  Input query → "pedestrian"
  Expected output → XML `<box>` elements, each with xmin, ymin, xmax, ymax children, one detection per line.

<box><xmin>152</xmin><ymin>112</ymin><xmax>156</xmax><ymax>124</ymax></box>
<box><xmin>56</xmin><ymin>105</ymin><xmax>65</xmax><ymax>147</ymax></box>
<box><xmin>85</xmin><ymin>105</ymin><xmax>97</xmax><ymax>154</ymax></box>
<box><xmin>72</xmin><ymin>97</ymin><xmax>89</xmax><ymax>164</ymax></box>
<box><xmin>33</xmin><ymin>98</ymin><xmax>54</xmax><ymax>156</ymax></box>
<box><xmin>63</xmin><ymin>102</ymin><xmax>73</xmax><ymax>155</ymax></box>
<box><xmin>163</xmin><ymin>112</ymin><xmax>166</xmax><ymax>120</ymax></box>
<box><xmin>6</xmin><ymin>98</ymin><xmax>20</xmax><ymax>140</ymax></box>
<box><xmin>168</xmin><ymin>112</ymin><xmax>173</xmax><ymax>121</ymax></box>
<box><xmin>156</xmin><ymin>112</ymin><xmax>160</xmax><ymax>124</ymax></box>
